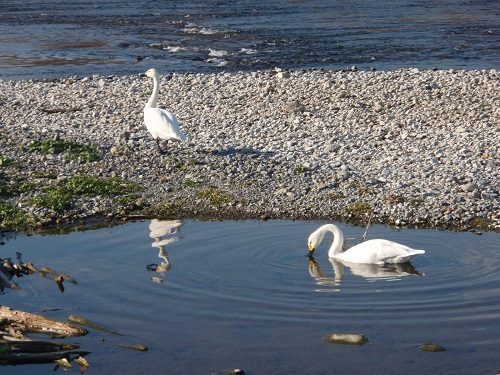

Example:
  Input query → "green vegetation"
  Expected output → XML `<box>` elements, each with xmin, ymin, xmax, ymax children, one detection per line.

<box><xmin>33</xmin><ymin>172</ymin><xmax>58</xmax><ymax>180</ymax></box>
<box><xmin>30</xmin><ymin>187</ymin><xmax>70</xmax><ymax>211</ymax></box>
<box><xmin>0</xmin><ymin>154</ymin><xmax>21</xmax><ymax>169</ymax></box>
<box><xmin>345</xmin><ymin>202</ymin><xmax>373</xmax><ymax>217</ymax></box>
<box><xmin>28</xmin><ymin>139</ymin><xmax>99</xmax><ymax>162</ymax></box>
<box><xmin>0</xmin><ymin>175</ymin><xmax>13</xmax><ymax>197</ymax></box>
<box><xmin>115</xmin><ymin>193</ymin><xmax>141</xmax><ymax>207</ymax></box>
<box><xmin>59</xmin><ymin>176</ymin><xmax>139</xmax><ymax>196</ymax></box>
<box><xmin>323</xmin><ymin>192</ymin><xmax>343</xmax><ymax>200</ymax></box>
<box><xmin>155</xmin><ymin>199</ymin><xmax>187</xmax><ymax>215</ymax></box>
<box><xmin>196</xmin><ymin>186</ymin><xmax>231</xmax><ymax>208</ymax></box>
<box><xmin>0</xmin><ymin>173</ymin><xmax>30</xmax><ymax>197</ymax></box>
<box><xmin>0</xmin><ymin>154</ymin><xmax>14</xmax><ymax>166</ymax></box>
<box><xmin>1</xmin><ymin>173</ymin><xmax>38</xmax><ymax>198</ymax></box>
<box><xmin>386</xmin><ymin>194</ymin><xmax>407</xmax><ymax>204</ymax></box>
<box><xmin>0</xmin><ymin>201</ymin><xmax>36</xmax><ymax>230</ymax></box>
<box><xmin>183</xmin><ymin>178</ymin><xmax>202</xmax><ymax>187</ymax></box>
<box><xmin>30</xmin><ymin>176</ymin><xmax>141</xmax><ymax>212</ymax></box>
<box><xmin>386</xmin><ymin>195</ymin><xmax>424</xmax><ymax>206</ymax></box>
<box><xmin>295</xmin><ymin>166</ymin><xmax>306</xmax><ymax>173</ymax></box>
<box><xmin>409</xmin><ymin>197</ymin><xmax>424</xmax><ymax>206</ymax></box>
<box><xmin>357</xmin><ymin>186</ymin><xmax>374</xmax><ymax>196</ymax></box>
<box><xmin>166</xmin><ymin>157</ymin><xmax>184</xmax><ymax>169</ymax></box>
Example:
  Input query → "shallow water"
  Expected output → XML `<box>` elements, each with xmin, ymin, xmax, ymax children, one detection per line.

<box><xmin>1</xmin><ymin>220</ymin><xmax>499</xmax><ymax>374</ymax></box>
<box><xmin>0</xmin><ymin>0</ymin><xmax>498</xmax><ymax>80</ymax></box>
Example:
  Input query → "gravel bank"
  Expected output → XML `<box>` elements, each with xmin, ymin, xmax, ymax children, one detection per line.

<box><xmin>0</xmin><ymin>68</ymin><xmax>499</xmax><ymax>232</ymax></box>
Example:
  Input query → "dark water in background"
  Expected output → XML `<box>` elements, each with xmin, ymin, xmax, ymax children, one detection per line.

<box><xmin>0</xmin><ymin>0</ymin><xmax>498</xmax><ymax>80</ymax></box>
<box><xmin>1</xmin><ymin>220</ymin><xmax>499</xmax><ymax>375</ymax></box>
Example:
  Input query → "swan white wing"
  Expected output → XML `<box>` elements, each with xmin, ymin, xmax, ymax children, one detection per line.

<box><xmin>144</xmin><ymin>108</ymin><xmax>186</xmax><ymax>141</ymax></box>
<box><xmin>335</xmin><ymin>239</ymin><xmax>425</xmax><ymax>264</ymax></box>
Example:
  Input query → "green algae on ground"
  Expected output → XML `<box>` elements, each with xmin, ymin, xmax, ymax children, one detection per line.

<box><xmin>0</xmin><ymin>201</ymin><xmax>36</xmax><ymax>230</ymax></box>
<box><xmin>30</xmin><ymin>176</ymin><xmax>141</xmax><ymax>212</ymax></box>
<box><xmin>196</xmin><ymin>187</ymin><xmax>232</xmax><ymax>208</ymax></box>
<box><xmin>27</xmin><ymin>139</ymin><xmax>99</xmax><ymax>162</ymax></box>
<box><xmin>0</xmin><ymin>154</ymin><xmax>15</xmax><ymax>167</ymax></box>
<box><xmin>183</xmin><ymin>178</ymin><xmax>202</xmax><ymax>187</ymax></box>
<box><xmin>345</xmin><ymin>202</ymin><xmax>373</xmax><ymax>217</ymax></box>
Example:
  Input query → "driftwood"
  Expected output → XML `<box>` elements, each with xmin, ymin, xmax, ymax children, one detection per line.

<box><xmin>0</xmin><ymin>306</ymin><xmax>87</xmax><ymax>337</ymax></box>
<box><xmin>0</xmin><ymin>256</ymin><xmax>77</xmax><ymax>293</ymax></box>
<box><xmin>40</xmin><ymin>266</ymin><xmax>77</xmax><ymax>284</ymax></box>
<box><xmin>0</xmin><ymin>253</ymin><xmax>147</xmax><ymax>368</ymax></box>
<box><xmin>0</xmin><ymin>267</ymin><xmax>21</xmax><ymax>290</ymax></box>
<box><xmin>0</xmin><ymin>306</ymin><xmax>89</xmax><ymax>367</ymax></box>
<box><xmin>69</xmin><ymin>315</ymin><xmax>124</xmax><ymax>336</ymax></box>
<box><xmin>112</xmin><ymin>344</ymin><xmax>148</xmax><ymax>351</ymax></box>
<box><xmin>0</xmin><ymin>336</ymin><xmax>89</xmax><ymax>365</ymax></box>
<box><xmin>0</xmin><ymin>350</ymin><xmax>91</xmax><ymax>366</ymax></box>
<box><xmin>0</xmin><ymin>337</ymin><xmax>79</xmax><ymax>352</ymax></box>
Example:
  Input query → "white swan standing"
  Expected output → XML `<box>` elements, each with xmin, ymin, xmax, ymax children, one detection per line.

<box><xmin>308</xmin><ymin>224</ymin><xmax>425</xmax><ymax>264</ymax></box>
<box><xmin>143</xmin><ymin>68</ymin><xmax>186</xmax><ymax>154</ymax></box>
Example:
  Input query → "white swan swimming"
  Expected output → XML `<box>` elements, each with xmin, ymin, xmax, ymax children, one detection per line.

<box><xmin>308</xmin><ymin>224</ymin><xmax>425</xmax><ymax>264</ymax></box>
<box><xmin>144</xmin><ymin>68</ymin><xmax>186</xmax><ymax>154</ymax></box>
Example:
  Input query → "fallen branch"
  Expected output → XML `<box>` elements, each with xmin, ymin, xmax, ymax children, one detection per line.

<box><xmin>69</xmin><ymin>315</ymin><xmax>125</xmax><ymax>336</ymax></box>
<box><xmin>0</xmin><ymin>338</ymin><xmax>79</xmax><ymax>352</ymax></box>
<box><xmin>0</xmin><ymin>306</ymin><xmax>90</xmax><ymax>367</ymax></box>
<box><xmin>0</xmin><ymin>350</ymin><xmax>91</xmax><ymax>365</ymax></box>
<box><xmin>0</xmin><ymin>306</ymin><xmax>88</xmax><ymax>337</ymax></box>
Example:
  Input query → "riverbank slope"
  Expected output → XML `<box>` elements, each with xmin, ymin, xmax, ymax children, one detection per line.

<box><xmin>0</xmin><ymin>68</ymin><xmax>498</xmax><ymax>232</ymax></box>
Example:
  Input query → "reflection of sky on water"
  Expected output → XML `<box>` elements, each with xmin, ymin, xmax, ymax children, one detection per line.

<box><xmin>0</xmin><ymin>220</ymin><xmax>499</xmax><ymax>375</ymax></box>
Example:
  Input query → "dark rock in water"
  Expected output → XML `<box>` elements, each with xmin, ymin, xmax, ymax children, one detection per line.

<box><xmin>323</xmin><ymin>333</ymin><xmax>369</xmax><ymax>345</ymax></box>
<box><xmin>419</xmin><ymin>343</ymin><xmax>447</xmax><ymax>352</ymax></box>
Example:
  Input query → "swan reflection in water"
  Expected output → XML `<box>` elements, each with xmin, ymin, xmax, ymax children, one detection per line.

<box><xmin>309</xmin><ymin>258</ymin><xmax>424</xmax><ymax>292</ymax></box>
<box><xmin>147</xmin><ymin>219</ymin><xmax>183</xmax><ymax>284</ymax></box>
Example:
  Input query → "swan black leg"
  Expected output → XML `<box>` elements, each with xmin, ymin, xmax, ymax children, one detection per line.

<box><xmin>155</xmin><ymin>138</ymin><xmax>168</xmax><ymax>154</ymax></box>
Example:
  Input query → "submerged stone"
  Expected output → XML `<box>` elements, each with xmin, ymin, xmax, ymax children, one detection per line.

<box><xmin>419</xmin><ymin>343</ymin><xmax>447</xmax><ymax>352</ymax></box>
<box><xmin>323</xmin><ymin>333</ymin><xmax>369</xmax><ymax>345</ymax></box>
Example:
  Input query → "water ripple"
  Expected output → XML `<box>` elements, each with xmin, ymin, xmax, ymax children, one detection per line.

<box><xmin>1</xmin><ymin>0</ymin><xmax>498</xmax><ymax>80</ymax></box>
<box><xmin>3</xmin><ymin>220</ymin><xmax>499</xmax><ymax>375</ymax></box>
<box><xmin>140</xmin><ymin>221</ymin><xmax>500</xmax><ymax>333</ymax></box>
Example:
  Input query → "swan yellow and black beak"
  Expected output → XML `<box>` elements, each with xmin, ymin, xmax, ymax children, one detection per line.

<box><xmin>308</xmin><ymin>243</ymin><xmax>316</xmax><ymax>258</ymax></box>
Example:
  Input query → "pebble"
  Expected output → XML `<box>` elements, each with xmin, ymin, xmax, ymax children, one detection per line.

<box><xmin>0</xmin><ymin>68</ymin><xmax>498</xmax><ymax>231</ymax></box>
<box><xmin>323</xmin><ymin>333</ymin><xmax>370</xmax><ymax>345</ymax></box>
<box><xmin>462</xmin><ymin>183</ymin><xmax>479</xmax><ymax>192</ymax></box>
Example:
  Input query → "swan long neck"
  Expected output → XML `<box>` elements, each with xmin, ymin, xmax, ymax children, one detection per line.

<box><xmin>145</xmin><ymin>74</ymin><xmax>159</xmax><ymax>109</ymax></box>
<box><xmin>323</xmin><ymin>224</ymin><xmax>345</xmax><ymax>258</ymax></box>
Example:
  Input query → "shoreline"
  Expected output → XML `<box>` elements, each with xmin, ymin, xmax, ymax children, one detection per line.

<box><xmin>0</xmin><ymin>67</ymin><xmax>499</xmax><ymax>233</ymax></box>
